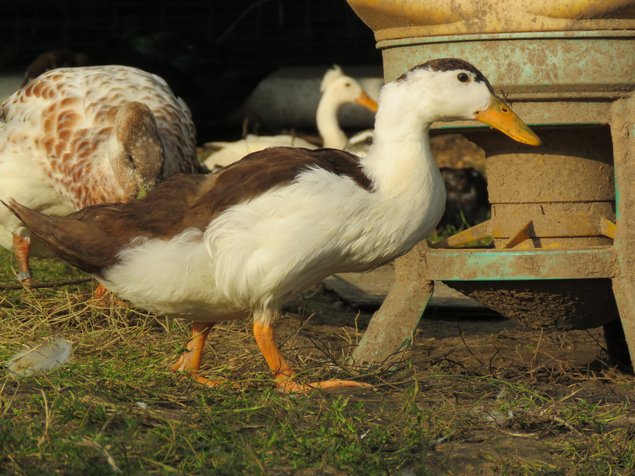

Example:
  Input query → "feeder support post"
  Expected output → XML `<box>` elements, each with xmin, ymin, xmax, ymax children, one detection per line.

<box><xmin>609</xmin><ymin>93</ymin><xmax>635</xmax><ymax>371</ymax></box>
<box><xmin>352</xmin><ymin>240</ymin><xmax>433</xmax><ymax>365</ymax></box>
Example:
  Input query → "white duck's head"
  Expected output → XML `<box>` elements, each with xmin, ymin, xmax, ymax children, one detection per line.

<box><xmin>109</xmin><ymin>101</ymin><xmax>165</xmax><ymax>200</ymax></box>
<box><xmin>320</xmin><ymin>65</ymin><xmax>378</xmax><ymax>113</ymax></box>
<box><xmin>378</xmin><ymin>58</ymin><xmax>541</xmax><ymax>146</ymax></box>
<box><xmin>317</xmin><ymin>66</ymin><xmax>378</xmax><ymax>148</ymax></box>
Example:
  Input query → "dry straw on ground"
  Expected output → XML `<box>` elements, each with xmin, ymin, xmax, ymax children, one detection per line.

<box><xmin>0</xmin><ymin>250</ymin><xmax>634</xmax><ymax>474</ymax></box>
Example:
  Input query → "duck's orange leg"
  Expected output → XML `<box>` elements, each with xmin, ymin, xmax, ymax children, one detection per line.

<box><xmin>253</xmin><ymin>315</ymin><xmax>371</xmax><ymax>393</ymax></box>
<box><xmin>92</xmin><ymin>283</ymin><xmax>127</xmax><ymax>307</ymax></box>
<box><xmin>171</xmin><ymin>322</ymin><xmax>222</xmax><ymax>387</ymax></box>
<box><xmin>12</xmin><ymin>233</ymin><xmax>32</xmax><ymax>286</ymax></box>
<box><xmin>93</xmin><ymin>283</ymin><xmax>110</xmax><ymax>301</ymax></box>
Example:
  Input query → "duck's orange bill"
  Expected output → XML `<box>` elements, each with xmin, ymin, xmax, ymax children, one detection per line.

<box><xmin>475</xmin><ymin>96</ymin><xmax>541</xmax><ymax>146</ymax></box>
<box><xmin>355</xmin><ymin>91</ymin><xmax>378</xmax><ymax>113</ymax></box>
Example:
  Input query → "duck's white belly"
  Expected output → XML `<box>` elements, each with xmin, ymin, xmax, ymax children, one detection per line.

<box><xmin>0</xmin><ymin>149</ymin><xmax>75</xmax><ymax>252</ymax></box>
<box><xmin>102</xmin><ymin>167</ymin><xmax>443</xmax><ymax>320</ymax></box>
<box><xmin>101</xmin><ymin>229</ymin><xmax>242</xmax><ymax>322</ymax></box>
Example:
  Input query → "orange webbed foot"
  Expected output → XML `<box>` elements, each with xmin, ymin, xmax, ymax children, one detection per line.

<box><xmin>253</xmin><ymin>318</ymin><xmax>372</xmax><ymax>394</ymax></box>
<box><xmin>276</xmin><ymin>378</ymin><xmax>372</xmax><ymax>394</ymax></box>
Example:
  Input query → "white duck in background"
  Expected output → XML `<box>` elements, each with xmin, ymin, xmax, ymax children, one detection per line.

<box><xmin>202</xmin><ymin>65</ymin><xmax>378</xmax><ymax>169</ymax></box>
<box><xmin>0</xmin><ymin>65</ymin><xmax>204</xmax><ymax>284</ymax></box>
<box><xmin>314</xmin><ymin>65</ymin><xmax>377</xmax><ymax>149</ymax></box>
<box><xmin>6</xmin><ymin>58</ymin><xmax>540</xmax><ymax>392</ymax></box>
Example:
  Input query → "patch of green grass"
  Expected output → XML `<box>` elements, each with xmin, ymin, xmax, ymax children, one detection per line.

<box><xmin>558</xmin><ymin>429</ymin><xmax>635</xmax><ymax>475</ymax></box>
<box><xmin>1</xmin><ymin>359</ymin><xmax>434</xmax><ymax>474</ymax></box>
<box><xmin>1</xmin><ymin>251</ymin><xmax>634</xmax><ymax>474</ymax></box>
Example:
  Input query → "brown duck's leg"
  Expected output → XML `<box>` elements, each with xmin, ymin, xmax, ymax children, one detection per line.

<box><xmin>253</xmin><ymin>314</ymin><xmax>371</xmax><ymax>393</ymax></box>
<box><xmin>171</xmin><ymin>322</ymin><xmax>220</xmax><ymax>387</ymax></box>
<box><xmin>12</xmin><ymin>233</ymin><xmax>32</xmax><ymax>286</ymax></box>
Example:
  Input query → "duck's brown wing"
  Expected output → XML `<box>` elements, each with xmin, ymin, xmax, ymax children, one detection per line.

<box><xmin>184</xmin><ymin>146</ymin><xmax>372</xmax><ymax>225</ymax></box>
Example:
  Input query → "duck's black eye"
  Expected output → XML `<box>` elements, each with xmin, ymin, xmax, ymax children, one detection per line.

<box><xmin>457</xmin><ymin>72</ymin><xmax>469</xmax><ymax>83</ymax></box>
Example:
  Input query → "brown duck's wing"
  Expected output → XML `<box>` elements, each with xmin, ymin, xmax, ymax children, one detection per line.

<box><xmin>76</xmin><ymin>173</ymin><xmax>212</xmax><ymax>237</ymax></box>
<box><xmin>184</xmin><ymin>146</ymin><xmax>372</xmax><ymax>226</ymax></box>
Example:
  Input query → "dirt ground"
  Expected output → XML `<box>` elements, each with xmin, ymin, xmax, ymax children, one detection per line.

<box><xmin>276</xmin><ymin>262</ymin><xmax>634</xmax><ymax>473</ymax></box>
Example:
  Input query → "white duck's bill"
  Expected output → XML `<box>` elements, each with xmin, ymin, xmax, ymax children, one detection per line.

<box><xmin>355</xmin><ymin>91</ymin><xmax>378</xmax><ymax>112</ymax></box>
<box><xmin>475</xmin><ymin>96</ymin><xmax>541</xmax><ymax>146</ymax></box>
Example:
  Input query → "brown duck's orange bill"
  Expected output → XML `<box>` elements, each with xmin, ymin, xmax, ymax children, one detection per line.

<box><xmin>355</xmin><ymin>91</ymin><xmax>378</xmax><ymax>113</ymax></box>
<box><xmin>474</xmin><ymin>96</ymin><xmax>541</xmax><ymax>146</ymax></box>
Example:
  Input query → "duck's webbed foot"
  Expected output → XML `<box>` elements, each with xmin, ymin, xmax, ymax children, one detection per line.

<box><xmin>276</xmin><ymin>377</ymin><xmax>372</xmax><ymax>394</ymax></box>
<box><xmin>252</xmin><ymin>317</ymin><xmax>371</xmax><ymax>394</ymax></box>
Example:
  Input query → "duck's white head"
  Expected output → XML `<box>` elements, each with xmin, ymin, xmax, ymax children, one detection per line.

<box><xmin>379</xmin><ymin>58</ymin><xmax>540</xmax><ymax>146</ymax></box>
<box><xmin>321</xmin><ymin>65</ymin><xmax>378</xmax><ymax>112</ymax></box>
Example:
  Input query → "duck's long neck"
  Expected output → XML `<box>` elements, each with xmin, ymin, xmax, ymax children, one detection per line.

<box><xmin>361</xmin><ymin>83</ymin><xmax>443</xmax><ymax>201</ymax></box>
<box><xmin>316</xmin><ymin>91</ymin><xmax>348</xmax><ymax>149</ymax></box>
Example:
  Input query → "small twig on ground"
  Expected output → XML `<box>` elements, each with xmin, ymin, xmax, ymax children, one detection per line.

<box><xmin>457</xmin><ymin>322</ymin><xmax>486</xmax><ymax>370</ymax></box>
<box><xmin>585</xmin><ymin>328</ymin><xmax>609</xmax><ymax>353</ymax></box>
<box><xmin>0</xmin><ymin>277</ymin><xmax>92</xmax><ymax>290</ymax></box>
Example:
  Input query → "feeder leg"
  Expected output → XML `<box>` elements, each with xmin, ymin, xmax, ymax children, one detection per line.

<box><xmin>608</xmin><ymin>280</ymin><xmax>635</xmax><ymax>372</ymax></box>
<box><xmin>602</xmin><ymin>317</ymin><xmax>633</xmax><ymax>372</ymax></box>
<box><xmin>609</xmin><ymin>94</ymin><xmax>635</xmax><ymax>372</ymax></box>
<box><xmin>352</xmin><ymin>240</ymin><xmax>433</xmax><ymax>365</ymax></box>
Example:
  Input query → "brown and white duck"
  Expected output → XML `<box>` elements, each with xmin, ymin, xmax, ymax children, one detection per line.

<box><xmin>5</xmin><ymin>58</ymin><xmax>540</xmax><ymax>392</ymax></box>
<box><xmin>0</xmin><ymin>65</ymin><xmax>205</xmax><ymax>285</ymax></box>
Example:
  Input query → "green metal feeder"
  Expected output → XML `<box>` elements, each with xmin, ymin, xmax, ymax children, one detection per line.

<box><xmin>347</xmin><ymin>0</ymin><xmax>635</xmax><ymax>369</ymax></box>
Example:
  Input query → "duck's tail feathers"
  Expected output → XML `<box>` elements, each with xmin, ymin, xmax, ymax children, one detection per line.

<box><xmin>2</xmin><ymin>199</ymin><xmax>107</xmax><ymax>274</ymax></box>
